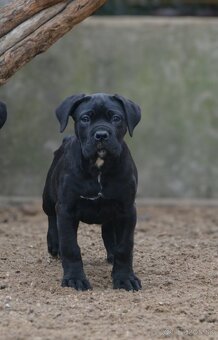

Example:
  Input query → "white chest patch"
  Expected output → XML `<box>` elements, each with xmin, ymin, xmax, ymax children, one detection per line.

<box><xmin>95</xmin><ymin>157</ymin><xmax>104</xmax><ymax>168</ymax></box>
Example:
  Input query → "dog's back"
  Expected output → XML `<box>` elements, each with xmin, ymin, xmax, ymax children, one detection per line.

<box><xmin>43</xmin><ymin>136</ymin><xmax>72</xmax><ymax>215</ymax></box>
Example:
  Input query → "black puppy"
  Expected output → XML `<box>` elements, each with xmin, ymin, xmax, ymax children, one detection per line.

<box><xmin>43</xmin><ymin>93</ymin><xmax>141</xmax><ymax>291</ymax></box>
<box><xmin>0</xmin><ymin>101</ymin><xmax>7</xmax><ymax>128</ymax></box>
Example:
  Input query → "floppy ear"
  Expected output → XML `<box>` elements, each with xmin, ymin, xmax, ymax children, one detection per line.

<box><xmin>0</xmin><ymin>101</ymin><xmax>7</xmax><ymax>129</ymax></box>
<box><xmin>114</xmin><ymin>94</ymin><xmax>141</xmax><ymax>137</ymax></box>
<box><xmin>55</xmin><ymin>94</ymin><xmax>86</xmax><ymax>132</ymax></box>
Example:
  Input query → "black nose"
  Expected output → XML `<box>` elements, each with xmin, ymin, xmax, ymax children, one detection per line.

<box><xmin>94</xmin><ymin>130</ymin><xmax>109</xmax><ymax>141</ymax></box>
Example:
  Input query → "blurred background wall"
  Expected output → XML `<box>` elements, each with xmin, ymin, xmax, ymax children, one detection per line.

<box><xmin>1</xmin><ymin>9</ymin><xmax>218</xmax><ymax>198</ymax></box>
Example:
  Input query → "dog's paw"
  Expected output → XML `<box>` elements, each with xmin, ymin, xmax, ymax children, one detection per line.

<box><xmin>61</xmin><ymin>277</ymin><xmax>92</xmax><ymax>291</ymax></box>
<box><xmin>113</xmin><ymin>273</ymin><xmax>142</xmax><ymax>291</ymax></box>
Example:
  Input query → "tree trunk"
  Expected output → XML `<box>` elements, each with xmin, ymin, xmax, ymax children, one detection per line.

<box><xmin>0</xmin><ymin>0</ymin><xmax>107</xmax><ymax>85</ymax></box>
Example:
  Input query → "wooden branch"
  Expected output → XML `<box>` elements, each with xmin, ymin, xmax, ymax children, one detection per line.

<box><xmin>0</xmin><ymin>0</ymin><xmax>64</xmax><ymax>38</ymax></box>
<box><xmin>0</xmin><ymin>0</ymin><xmax>107</xmax><ymax>85</ymax></box>
<box><xmin>0</xmin><ymin>3</ymin><xmax>67</xmax><ymax>55</ymax></box>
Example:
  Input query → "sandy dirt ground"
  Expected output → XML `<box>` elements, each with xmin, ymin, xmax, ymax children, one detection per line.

<box><xmin>0</xmin><ymin>201</ymin><xmax>217</xmax><ymax>340</ymax></box>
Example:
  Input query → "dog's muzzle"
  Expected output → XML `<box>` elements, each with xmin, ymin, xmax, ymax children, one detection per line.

<box><xmin>93</xmin><ymin>128</ymin><xmax>111</xmax><ymax>158</ymax></box>
<box><xmin>81</xmin><ymin>126</ymin><xmax>121</xmax><ymax>159</ymax></box>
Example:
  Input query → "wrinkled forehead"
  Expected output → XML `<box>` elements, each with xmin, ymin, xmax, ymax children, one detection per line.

<box><xmin>74</xmin><ymin>94</ymin><xmax>124</xmax><ymax>118</ymax></box>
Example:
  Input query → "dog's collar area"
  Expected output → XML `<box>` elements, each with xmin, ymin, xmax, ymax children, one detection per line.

<box><xmin>80</xmin><ymin>192</ymin><xmax>103</xmax><ymax>201</ymax></box>
<box><xmin>80</xmin><ymin>173</ymin><xmax>103</xmax><ymax>201</ymax></box>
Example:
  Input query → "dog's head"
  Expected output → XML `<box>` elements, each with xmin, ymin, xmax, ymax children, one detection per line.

<box><xmin>56</xmin><ymin>93</ymin><xmax>141</xmax><ymax>160</ymax></box>
<box><xmin>0</xmin><ymin>102</ymin><xmax>7</xmax><ymax>129</ymax></box>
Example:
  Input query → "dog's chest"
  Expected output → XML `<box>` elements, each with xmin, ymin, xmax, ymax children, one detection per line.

<box><xmin>76</xmin><ymin>173</ymin><xmax>122</xmax><ymax>224</ymax></box>
<box><xmin>76</xmin><ymin>197</ymin><xmax>121</xmax><ymax>224</ymax></box>
<box><xmin>79</xmin><ymin>173</ymin><xmax>103</xmax><ymax>201</ymax></box>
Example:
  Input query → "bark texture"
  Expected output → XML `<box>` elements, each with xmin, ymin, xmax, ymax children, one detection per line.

<box><xmin>0</xmin><ymin>0</ymin><xmax>107</xmax><ymax>85</ymax></box>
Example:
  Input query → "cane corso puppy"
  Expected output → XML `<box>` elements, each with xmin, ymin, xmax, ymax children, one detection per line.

<box><xmin>43</xmin><ymin>93</ymin><xmax>141</xmax><ymax>291</ymax></box>
<box><xmin>0</xmin><ymin>101</ymin><xmax>7</xmax><ymax>128</ymax></box>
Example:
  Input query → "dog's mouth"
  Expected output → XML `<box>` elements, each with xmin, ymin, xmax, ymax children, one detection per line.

<box><xmin>97</xmin><ymin>148</ymin><xmax>107</xmax><ymax>159</ymax></box>
<box><xmin>96</xmin><ymin>142</ymin><xmax>107</xmax><ymax>159</ymax></box>
<box><xmin>82</xmin><ymin>139</ymin><xmax>122</xmax><ymax>161</ymax></box>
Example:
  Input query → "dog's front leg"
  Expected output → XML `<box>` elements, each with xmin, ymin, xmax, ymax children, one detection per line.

<box><xmin>112</xmin><ymin>205</ymin><xmax>141</xmax><ymax>291</ymax></box>
<box><xmin>56</xmin><ymin>204</ymin><xmax>91</xmax><ymax>291</ymax></box>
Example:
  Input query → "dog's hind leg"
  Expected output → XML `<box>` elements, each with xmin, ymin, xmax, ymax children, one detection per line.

<box><xmin>101</xmin><ymin>223</ymin><xmax>116</xmax><ymax>264</ymax></box>
<box><xmin>47</xmin><ymin>215</ymin><xmax>59</xmax><ymax>257</ymax></box>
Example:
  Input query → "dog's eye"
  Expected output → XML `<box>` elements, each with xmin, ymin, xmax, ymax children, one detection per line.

<box><xmin>112</xmin><ymin>115</ymin><xmax>121</xmax><ymax>123</ymax></box>
<box><xmin>80</xmin><ymin>115</ymin><xmax>90</xmax><ymax>123</ymax></box>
